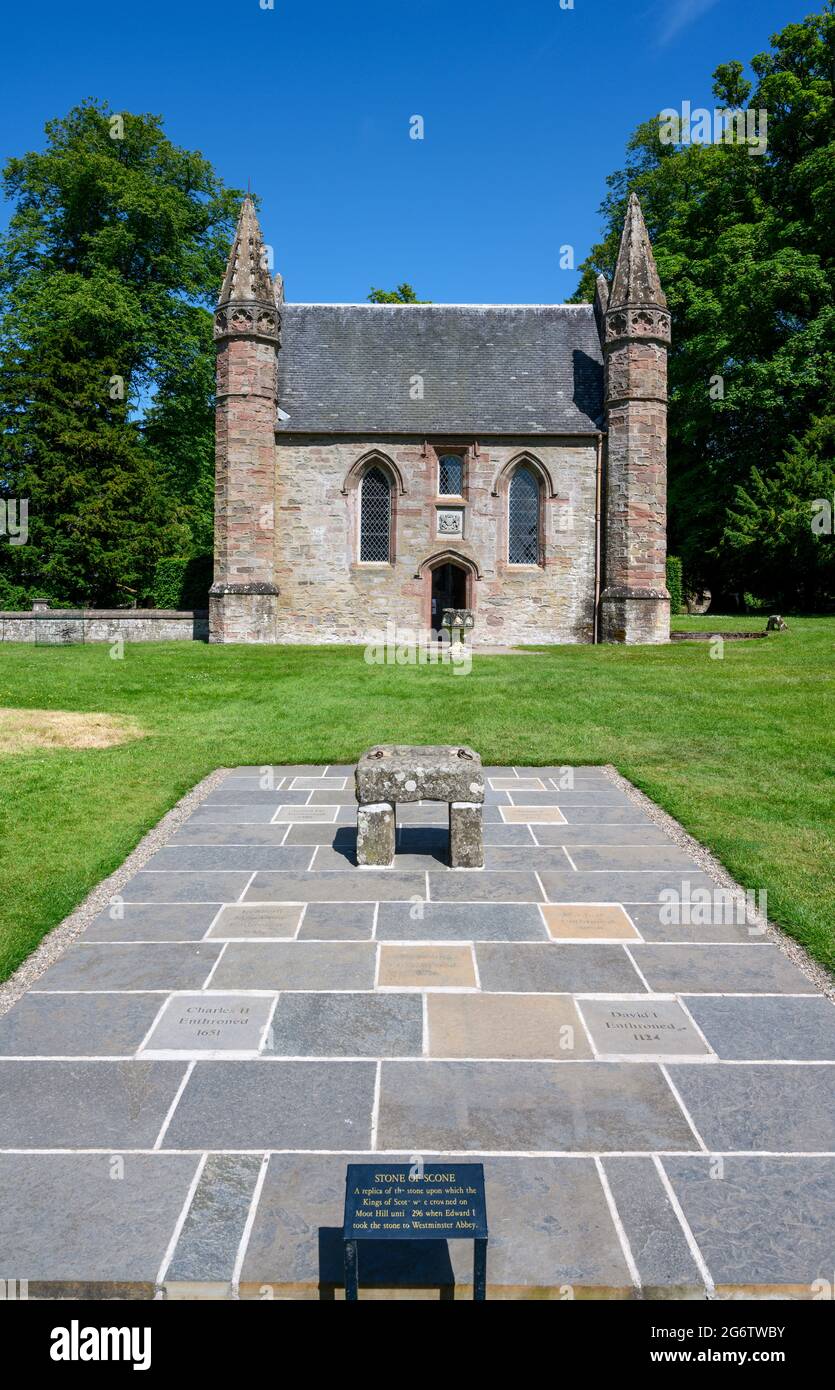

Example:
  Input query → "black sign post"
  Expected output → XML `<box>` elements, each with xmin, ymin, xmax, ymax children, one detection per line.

<box><xmin>343</xmin><ymin>1162</ymin><xmax>488</xmax><ymax>1301</ymax></box>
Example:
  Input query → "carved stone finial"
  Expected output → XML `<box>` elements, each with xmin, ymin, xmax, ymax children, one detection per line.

<box><xmin>215</xmin><ymin>195</ymin><xmax>280</xmax><ymax>344</ymax></box>
<box><xmin>605</xmin><ymin>193</ymin><xmax>670</xmax><ymax>347</ymax></box>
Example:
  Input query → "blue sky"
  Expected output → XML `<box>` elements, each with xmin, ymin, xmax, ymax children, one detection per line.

<box><xmin>0</xmin><ymin>0</ymin><xmax>816</xmax><ymax>302</ymax></box>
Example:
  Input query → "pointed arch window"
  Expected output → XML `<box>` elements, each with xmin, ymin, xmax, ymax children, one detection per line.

<box><xmin>508</xmin><ymin>466</ymin><xmax>541</xmax><ymax>564</ymax></box>
<box><xmin>360</xmin><ymin>467</ymin><xmax>392</xmax><ymax>562</ymax></box>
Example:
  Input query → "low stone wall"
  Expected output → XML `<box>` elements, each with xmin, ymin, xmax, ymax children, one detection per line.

<box><xmin>0</xmin><ymin>609</ymin><xmax>209</xmax><ymax>644</ymax></box>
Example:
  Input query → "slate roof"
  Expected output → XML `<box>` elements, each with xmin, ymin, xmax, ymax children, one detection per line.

<box><xmin>276</xmin><ymin>304</ymin><xmax>604</xmax><ymax>435</ymax></box>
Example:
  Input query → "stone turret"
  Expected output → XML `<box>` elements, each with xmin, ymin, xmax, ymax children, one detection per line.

<box><xmin>599</xmin><ymin>193</ymin><xmax>671</xmax><ymax>644</ymax></box>
<box><xmin>210</xmin><ymin>196</ymin><xmax>280</xmax><ymax>643</ymax></box>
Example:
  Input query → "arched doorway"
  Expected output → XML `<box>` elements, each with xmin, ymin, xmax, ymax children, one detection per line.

<box><xmin>430</xmin><ymin>561</ymin><xmax>468</xmax><ymax>634</ymax></box>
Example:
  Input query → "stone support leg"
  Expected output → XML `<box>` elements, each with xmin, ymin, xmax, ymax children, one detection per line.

<box><xmin>357</xmin><ymin>802</ymin><xmax>396</xmax><ymax>867</ymax></box>
<box><xmin>449</xmin><ymin>802</ymin><xmax>484</xmax><ymax>869</ymax></box>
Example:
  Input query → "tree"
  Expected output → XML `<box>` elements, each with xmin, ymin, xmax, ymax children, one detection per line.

<box><xmin>572</xmin><ymin>3</ymin><xmax>835</xmax><ymax>606</ymax></box>
<box><xmin>0</xmin><ymin>100</ymin><xmax>242</xmax><ymax>605</ymax></box>
<box><xmin>723</xmin><ymin>413</ymin><xmax>835</xmax><ymax>608</ymax></box>
<box><xmin>367</xmin><ymin>283</ymin><xmax>430</xmax><ymax>303</ymax></box>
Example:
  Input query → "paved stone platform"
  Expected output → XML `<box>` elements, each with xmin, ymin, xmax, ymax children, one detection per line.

<box><xmin>1</xmin><ymin>765</ymin><xmax>833</xmax><ymax>1300</ymax></box>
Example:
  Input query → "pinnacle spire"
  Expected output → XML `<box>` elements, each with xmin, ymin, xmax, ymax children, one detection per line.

<box><xmin>609</xmin><ymin>192</ymin><xmax>666</xmax><ymax>309</ymax></box>
<box><xmin>218</xmin><ymin>195</ymin><xmax>274</xmax><ymax>307</ymax></box>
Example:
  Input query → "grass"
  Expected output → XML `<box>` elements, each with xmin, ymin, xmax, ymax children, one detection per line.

<box><xmin>0</xmin><ymin>615</ymin><xmax>832</xmax><ymax>982</ymax></box>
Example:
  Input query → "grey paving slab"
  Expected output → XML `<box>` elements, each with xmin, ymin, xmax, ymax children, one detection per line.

<box><xmin>579</xmin><ymin>999</ymin><xmax>711</xmax><ymax>1058</ymax></box>
<box><xmin>240</xmin><ymin>1153</ymin><xmax>633</xmax><ymax>1297</ymax></box>
<box><xmin>428</xmin><ymin>871</ymin><xmax>544</xmax><ymax>902</ymax></box>
<box><xmin>165</xmin><ymin>1154</ymin><xmax>264</xmax><ymax>1287</ymax></box>
<box><xmin>664</xmin><ymin>1156</ymin><xmax>835</xmax><ymax>1293</ymax></box>
<box><xmin>684</xmin><ymin>995</ymin><xmax>835</xmax><ymax>1060</ymax></box>
<box><xmin>226</xmin><ymin>765</ymin><xmax>325</xmax><ymax>777</ymax></box>
<box><xmin>505</xmin><ymin>790</ymin><xmax>631</xmax><ymax>806</ymax></box>
<box><xmin>220</xmin><ymin>775</ymin><xmax>279</xmax><ymax>788</ymax></box>
<box><xmin>210</xmin><ymin>941</ymin><xmax>376</xmax><ymax>991</ymax></box>
<box><xmin>568</xmin><ymin>846</ymin><xmax>699</xmax><ymax>871</ymax></box>
<box><xmin>121</xmin><ymin>871</ymin><xmax>251</xmax><ymax>904</ymax></box>
<box><xmin>376</xmin><ymin>1061</ymin><xmax>696</xmax><ymax>1152</ymax></box>
<box><xmin>626</xmin><ymin>903</ymin><xmax>761</xmax><ymax>943</ymax></box>
<box><xmin>308</xmin><ymin>790</ymin><xmax>362</xmax><ymax>806</ymax></box>
<box><xmin>483</xmin><ymin>847</ymin><xmax>571</xmax><ymax>870</ymax></box>
<box><xmin>520</xmin><ymin>766</ymin><xmax>610</xmax><ymax>780</ymax></box>
<box><xmin>168</xmin><ymin>825</ymin><xmax>298</xmax><ymax>847</ymax></box>
<box><xmin>141</xmin><ymin>995</ymin><xmax>274</xmax><ymax>1055</ymax></box>
<box><xmin>145</xmin><ymin>846</ymin><xmax>313</xmax><ymax>873</ymax></box>
<box><xmin>244</xmin><ymin>871</ymin><xmax>427</xmax><ymax>903</ymax></box>
<box><xmin>603</xmin><ymin>1157</ymin><xmax>705</xmax><ymax>1296</ymax></box>
<box><xmin>489</xmin><ymin>776</ymin><xmax>546</xmax><ymax>791</ymax></box>
<box><xmin>0</xmin><ymin>992</ymin><xmax>164</xmax><ymax>1056</ymax></box>
<box><xmin>558</xmin><ymin>806</ymin><xmax>655</xmax><ymax>824</ymax></box>
<box><xmin>481</xmin><ymin>824</ymin><xmax>537</xmax><ymax>847</ymax></box>
<box><xmin>82</xmin><ymin>904</ymin><xmax>218</xmax><ymax>942</ymax></box>
<box><xmin>532</xmin><ymin>824</ymin><xmax>677</xmax><ymax>847</ymax></box>
<box><xmin>376</xmin><ymin>902</ymin><xmax>549</xmax><ymax>941</ymax></box>
<box><xmin>283</xmin><ymin>824</ymin><xmax>362</xmax><ymax>846</ymax></box>
<box><xmin>475</xmin><ymin>943</ymin><xmax>645</xmax><ymax>993</ymax></box>
<box><xmin>185</xmin><ymin>806</ymin><xmax>280</xmax><ymax>825</ymax></box>
<box><xmin>200</xmin><ymin>789</ymin><xmax>309</xmax><ymax>806</ymax></box>
<box><xmin>669</xmin><ymin>1064</ymin><xmax>835</xmax><ymax>1152</ymax></box>
<box><xmin>163</xmin><ymin>1060</ymin><xmax>376</xmax><ymax>1149</ymax></box>
<box><xmin>0</xmin><ymin>1060</ymin><xmax>186</xmax><ymax>1147</ymax></box>
<box><xmin>297</xmin><ymin>903</ymin><xmax>375</xmax><ymax>940</ymax></box>
<box><xmin>631</xmin><ymin>944</ymin><xmax>815</xmax><ymax>993</ymax></box>
<box><xmin>291</xmin><ymin>776</ymin><xmax>347</xmax><ymax>791</ymax></box>
<box><xmin>0</xmin><ymin>1153</ymin><xmax>199</xmax><ymax>1295</ymax></box>
<box><xmin>32</xmin><ymin>942</ymin><xmax>221</xmax><ymax>992</ymax></box>
<box><xmin>313</xmin><ymin>845</ymin><xmax>447</xmax><ymax>871</ymax></box>
<box><xmin>539</xmin><ymin>870</ymin><xmax>719</xmax><ymax>903</ymax></box>
<box><xmin>266</xmin><ymin>993</ymin><xmax>423</xmax><ymax>1057</ymax></box>
<box><xmin>206</xmin><ymin>904</ymin><xmax>302</xmax><ymax>939</ymax></box>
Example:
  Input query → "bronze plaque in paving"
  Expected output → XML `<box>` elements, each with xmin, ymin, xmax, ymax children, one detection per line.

<box><xmin>542</xmin><ymin>904</ymin><xmax>640</xmax><ymax>940</ymax></box>
<box><xmin>377</xmin><ymin>945</ymin><xmax>476</xmax><ymax>989</ymax></box>
<box><xmin>207</xmin><ymin>905</ymin><xmax>302</xmax><ymax>938</ymax></box>
<box><xmin>427</xmin><ymin>993</ymin><xmax>591</xmax><ymax>1059</ymax></box>
<box><xmin>500</xmin><ymin>806</ymin><xmax>567</xmax><ymax>824</ymax></box>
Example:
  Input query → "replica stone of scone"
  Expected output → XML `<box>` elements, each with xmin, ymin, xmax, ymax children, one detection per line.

<box><xmin>355</xmin><ymin>745</ymin><xmax>485</xmax><ymax>805</ymax></box>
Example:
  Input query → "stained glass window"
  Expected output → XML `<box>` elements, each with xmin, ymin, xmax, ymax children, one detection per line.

<box><xmin>508</xmin><ymin>466</ymin><xmax>540</xmax><ymax>564</ymax></box>
<box><xmin>438</xmin><ymin>454</ymin><xmax>464</xmax><ymax>496</ymax></box>
<box><xmin>360</xmin><ymin>467</ymin><xmax>391</xmax><ymax>561</ymax></box>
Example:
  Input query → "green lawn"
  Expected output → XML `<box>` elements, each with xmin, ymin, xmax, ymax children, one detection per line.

<box><xmin>0</xmin><ymin>616</ymin><xmax>832</xmax><ymax>982</ymax></box>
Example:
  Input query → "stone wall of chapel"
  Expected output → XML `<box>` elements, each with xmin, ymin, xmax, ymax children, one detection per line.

<box><xmin>273</xmin><ymin>437</ymin><xmax>599</xmax><ymax>645</ymax></box>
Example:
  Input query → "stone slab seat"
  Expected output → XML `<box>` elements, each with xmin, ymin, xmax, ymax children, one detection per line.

<box><xmin>355</xmin><ymin>745</ymin><xmax>484</xmax><ymax>869</ymax></box>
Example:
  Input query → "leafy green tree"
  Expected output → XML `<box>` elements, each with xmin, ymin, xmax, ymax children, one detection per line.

<box><xmin>573</xmin><ymin>4</ymin><xmax>835</xmax><ymax>606</ymax></box>
<box><xmin>367</xmin><ymin>283</ymin><xmax>430</xmax><ymax>303</ymax></box>
<box><xmin>723</xmin><ymin>413</ymin><xmax>835</xmax><ymax>608</ymax></box>
<box><xmin>0</xmin><ymin>100</ymin><xmax>241</xmax><ymax>605</ymax></box>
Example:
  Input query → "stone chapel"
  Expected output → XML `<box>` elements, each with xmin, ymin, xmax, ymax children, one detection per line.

<box><xmin>209</xmin><ymin>193</ymin><xmax>671</xmax><ymax>646</ymax></box>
